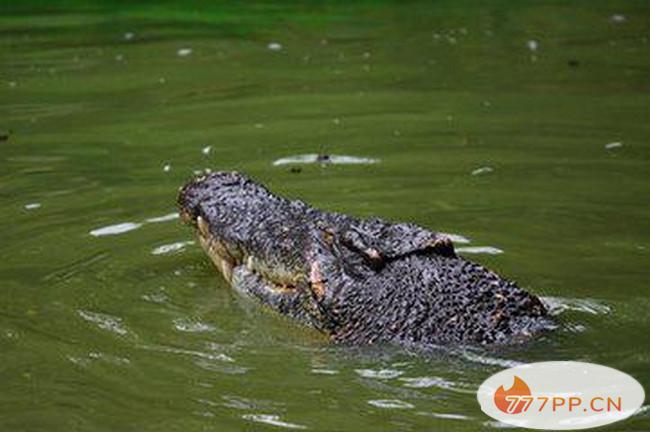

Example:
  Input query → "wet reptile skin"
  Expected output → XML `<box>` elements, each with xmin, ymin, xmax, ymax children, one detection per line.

<box><xmin>178</xmin><ymin>171</ymin><xmax>552</xmax><ymax>347</ymax></box>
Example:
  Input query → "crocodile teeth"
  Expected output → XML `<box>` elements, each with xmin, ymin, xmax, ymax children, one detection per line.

<box><xmin>197</xmin><ymin>216</ymin><xmax>210</xmax><ymax>237</ymax></box>
<box><xmin>221</xmin><ymin>258</ymin><xmax>233</xmax><ymax>282</ymax></box>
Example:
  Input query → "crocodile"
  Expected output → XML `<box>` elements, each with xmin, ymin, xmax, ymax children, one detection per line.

<box><xmin>178</xmin><ymin>171</ymin><xmax>551</xmax><ymax>347</ymax></box>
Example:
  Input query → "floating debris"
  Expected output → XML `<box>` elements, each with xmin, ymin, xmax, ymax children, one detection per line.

<box><xmin>123</xmin><ymin>32</ymin><xmax>135</xmax><ymax>41</ymax></box>
<box><xmin>90</xmin><ymin>222</ymin><xmax>142</xmax><ymax>237</ymax></box>
<box><xmin>151</xmin><ymin>241</ymin><xmax>194</xmax><ymax>255</ymax></box>
<box><xmin>605</xmin><ymin>141</ymin><xmax>623</xmax><ymax>150</ymax></box>
<box><xmin>115</xmin><ymin>54</ymin><xmax>125</xmax><ymax>62</ymax></box>
<box><xmin>526</xmin><ymin>39</ymin><xmax>539</xmax><ymax>52</ymax></box>
<box><xmin>355</xmin><ymin>368</ymin><xmax>403</xmax><ymax>379</ymax></box>
<box><xmin>177</xmin><ymin>48</ymin><xmax>193</xmax><ymax>57</ymax></box>
<box><xmin>202</xmin><ymin>145</ymin><xmax>212</xmax><ymax>155</ymax></box>
<box><xmin>471</xmin><ymin>166</ymin><xmax>493</xmax><ymax>176</ymax></box>
<box><xmin>163</xmin><ymin>163</ymin><xmax>171</xmax><ymax>172</ymax></box>
<box><xmin>24</xmin><ymin>203</ymin><xmax>41</xmax><ymax>210</ymax></box>
<box><xmin>242</xmin><ymin>414</ymin><xmax>306</xmax><ymax>430</ymax></box>
<box><xmin>273</xmin><ymin>153</ymin><xmax>379</xmax><ymax>166</ymax></box>
<box><xmin>367</xmin><ymin>399</ymin><xmax>414</xmax><ymax>409</ymax></box>
<box><xmin>267</xmin><ymin>42</ymin><xmax>283</xmax><ymax>51</ymax></box>
<box><xmin>456</xmin><ymin>246</ymin><xmax>503</xmax><ymax>255</ymax></box>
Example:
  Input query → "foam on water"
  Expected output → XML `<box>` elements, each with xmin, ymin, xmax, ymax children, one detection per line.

<box><xmin>311</xmin><ymin>368</ymin><xmax>339</xmax><ymax>375</ymax></box>
<box><xmin>151</xmin><ymin>241</ymin><xmax>194</xmax><ymax>255</ymax></box>
<box><xmin>456</xmin><ymin>246</ymin><xmax>503</xmax><ymax>255</ymax></box>
<box><xmin>441</xmin><ymin>233</ymin><xmax>471</xmax><ymax>244</ymax></box>
<box><xmin>242</xmin><ymin>414</ymin><xmax>306</xmax><ymax>430</ymax></box>
<box><xmin>367</xmin><ymin>399</ymin><xmax>415</xmax><ymax>409</ymax></box>
<box><xmin>89</xmin><ymin>222</ymin><xmax>142</xmax><ymax>237</ymax></box>
<box><xmin>146</xmin><ymin>212</ymin><xmax>179</xmax><ymax>223</ymax></box>
<box><xmin>272</xmin><ymin>153</ymin><xmax>379</xmax><ymax>166</ymax></box>
<box><xmin>399</xmin><ymin>376</ymin><xmax>454</xmax><ymax>389</ymax></box>
<box><xmin>78</xmin><ymin>310</ymin><xmax>129</xmax><ymax>336</ymax></box>
<box><xmin>471</xmin><ymin>166</ymin><xmax>493</xmax><ymax>176</ymax></box>
<box><xmin>355</xmin><ymin>368</ymin><xmax>404</xmax><ymax>379</ymax></box>
<box><xmin>90</xmin><ymin>212</ymin><xmax>178</xmax><ymax>238</ymax></box>
<box><xmin>420</xmin><ymin>412</ymin><xmax>473</xmax><ymax>421</ymax></box>
<box><xmin>541</xmin><ymin>296</ymin><xmax>611</xmax><ymax>316</ymax></box>
<box><xmin>139</xmin><ymin>344</ymin><xmax>234</xmax><ymax>363</ymax></box>
<box><xmin>172</xmin><ymin>317</ymin><xmax>217</xmax><ymax>333</ymax></box>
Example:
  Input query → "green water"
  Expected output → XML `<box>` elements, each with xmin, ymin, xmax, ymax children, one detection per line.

<box><xmin>1</xmin><ymin>1</ymin><xmax>649</xmax><ymax>430</ymax></box>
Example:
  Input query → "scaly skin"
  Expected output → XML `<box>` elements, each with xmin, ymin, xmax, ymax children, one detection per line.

<box><xmin>178</xmin><ymin>171</ymin><xmax>551</xmax><ymax>346</ymax></box>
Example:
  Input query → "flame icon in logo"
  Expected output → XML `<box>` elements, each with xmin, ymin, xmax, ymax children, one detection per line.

<box><xmin>494</xmin><ymin>375</ymin><xmax>532</xmax><ymax>414</ymax></box>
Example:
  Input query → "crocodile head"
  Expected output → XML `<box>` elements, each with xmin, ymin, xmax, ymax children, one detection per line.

<box><xmin>178</xmin><ymin>171</ymin><xmax>551</xmax><ymax>346</ymax></box>
<box><xmin>178</xmin><ymin>171</ymin><xmax>331</xmax><ymax>326</ymax></box>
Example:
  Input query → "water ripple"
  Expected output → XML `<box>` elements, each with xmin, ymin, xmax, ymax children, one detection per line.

<box><xmin>139</xmin><ymin>344</ymin><xmax>234</xmax><ymax>362</ymax></box>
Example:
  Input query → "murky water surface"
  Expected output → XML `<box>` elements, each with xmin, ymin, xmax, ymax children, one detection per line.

<box><xmin>1</xmin><ymin>1</ymin><xmax>649</xmax><ymax>430</ymax></box>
